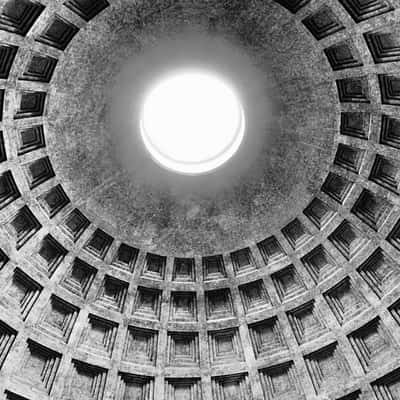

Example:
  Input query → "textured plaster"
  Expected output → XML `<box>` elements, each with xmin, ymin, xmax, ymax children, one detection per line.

<box><xmin>47</xmin><ymin>0</ymin><xmax>337</xmax><ymax>255</ymax></box>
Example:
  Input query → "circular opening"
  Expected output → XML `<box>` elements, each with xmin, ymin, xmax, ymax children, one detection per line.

<box><xmin>139</xmin><ymin>69</ymin><xmax>246</xmax><ymax>175</ymax></box>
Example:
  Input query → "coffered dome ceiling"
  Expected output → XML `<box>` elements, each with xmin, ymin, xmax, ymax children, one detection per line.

<box><xmin>0</xmin><ymin>0</ymin><xmax>400</xmax><ymax>400</ymax></box>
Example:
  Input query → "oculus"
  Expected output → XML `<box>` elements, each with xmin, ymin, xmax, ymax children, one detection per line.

<box><xmin>139</xmin><ymin>69</ymin><xmax>245</xmax><ymax>175</ymax></box>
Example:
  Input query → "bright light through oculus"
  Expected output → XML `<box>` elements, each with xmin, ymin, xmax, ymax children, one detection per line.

<box><xmin>140</xmin><ymin>70</ymin><xmax>245</xmax><ymax>175</ymax></box>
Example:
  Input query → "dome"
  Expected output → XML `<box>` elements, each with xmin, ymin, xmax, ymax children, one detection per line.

<box><xmin>0</xmin><ymin>0</ymin><xmax>399</xmax><ymax>399</ymax></box>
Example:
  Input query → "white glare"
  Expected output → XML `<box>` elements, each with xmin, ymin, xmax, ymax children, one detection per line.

<box><xmin>139</xmin><ymin>70</ymin><xmax>245</xmax><ymax>175</ymax></box>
